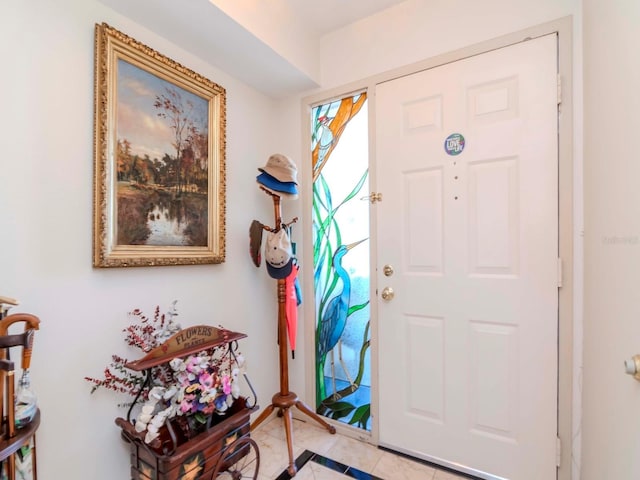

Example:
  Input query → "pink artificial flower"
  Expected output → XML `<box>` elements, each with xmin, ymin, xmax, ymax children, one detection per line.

<box><xmin>186</xmin><ymin>357</ymin><xmax>200</xmax><ymax>374</ymax></box>
<box><xmin>222</xmin><ymin>375</ymin><xmax>232</xmax><ymax>395</ymax></box>
<box><xmin>200</xmin><ymin>372</ymin><xmax>214</xmax><ymax>390</ymax></box>
<box><xmin>180</xmin><ymin>400</ymin><xmax>193</xmax><ymax>413</ymax></box>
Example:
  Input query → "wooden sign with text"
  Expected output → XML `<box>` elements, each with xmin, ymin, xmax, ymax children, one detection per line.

<box><xmin>125</xmin><ymin>325</ymin><xmax>246</xmax><ymax>371</ymax></box>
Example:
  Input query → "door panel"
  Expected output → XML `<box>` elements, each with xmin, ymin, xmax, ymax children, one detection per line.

<box><xmin>405</xmin><ymin>168</ymin><xmax>444</xmax><ymax>273</ymax></box>
<box><xmin>376</xmin><ymin>34</ymin><xmax>558</xmax><ymax>480</ymax></box>
<box><xmin>468</xmin><ymin>157</ymin><xmax>519</xmax><ymax>275</ymax></box>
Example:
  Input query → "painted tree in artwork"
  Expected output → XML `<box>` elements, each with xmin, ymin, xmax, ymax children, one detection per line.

<box><xmin>184</xmin><ymin>123</ymin><xmax>209</xmax><ymax>192</ymax></box>
<box><xmin>117</xmin><ymin>139</ymin><xmax>133</xmax><ymax>181</ymax></box>
<box><xmin>154</xmin><ymin>87</ymin><xmax>207</xmax><ymax>194</ymax></box>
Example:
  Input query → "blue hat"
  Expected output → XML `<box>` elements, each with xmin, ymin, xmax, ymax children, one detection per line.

<box><xmin>256</xmin><ymin>172</ymin><xmax>298</xmax><ymax>198</ymax></box>
<box><xmin>266</xmin><ymin>257</ymin><xmax>294</xmax><ymax>279</ymax></box>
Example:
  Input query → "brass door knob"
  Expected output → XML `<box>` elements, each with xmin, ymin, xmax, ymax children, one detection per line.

<box><xmin>625</xmin><ymin>354</ymin><xmax>640</xmax><ymax>381</ymax></box>
<box><xmin>381</xmin><ymin>287</ymin><xmax>394</xmax><ymax>301</ymax></box>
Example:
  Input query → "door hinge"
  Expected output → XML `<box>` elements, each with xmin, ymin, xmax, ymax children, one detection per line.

<box><xmin>557</xmin><ymin>74</ymin><xmax>562</xmax><ymax>105</ymax></box>
<box><xmin>556</xmin><ymin>436</ymin><xmax>562</xmax><ymax>467</ymax></box>
<box><xmin>557</xmin><ymin>257</ymin><xmax>563</xmax><ymax>288</ymax></box>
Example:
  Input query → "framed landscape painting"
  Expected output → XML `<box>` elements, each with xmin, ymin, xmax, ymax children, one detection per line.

<box><xmin>93</xmin><ymin>23</ymin><xmax>226</xmax><ymax>267</ymax></box>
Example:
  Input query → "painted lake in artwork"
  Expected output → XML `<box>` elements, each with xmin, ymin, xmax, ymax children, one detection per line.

<box><xmin>115</xmin><ymin>59</ymin><xmax>209</xmax><ymax>247</ymax></box>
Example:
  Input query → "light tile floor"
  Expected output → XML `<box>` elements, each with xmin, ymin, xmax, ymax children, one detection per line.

<box><xmin>252</xmin><ymin>415</ymin><xmax>471</xmax><ymax>480</ymax></box>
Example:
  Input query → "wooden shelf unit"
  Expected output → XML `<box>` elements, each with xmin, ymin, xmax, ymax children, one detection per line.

<box><xmin>0</xmin><ymin>313</ymin><xmax>41</xmax><ymax>480</ymax></box>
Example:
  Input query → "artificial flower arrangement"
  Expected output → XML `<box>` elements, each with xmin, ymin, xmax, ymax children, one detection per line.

<box><xmin>85</xmin><ymin>302</ymin><xmax>246</xmax><ymax>446</ymax></box>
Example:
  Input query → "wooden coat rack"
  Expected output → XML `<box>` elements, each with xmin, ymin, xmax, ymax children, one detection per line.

<box><xmin>250</xmin><ymin>188</ymin><xmax>335</xmax><ymax>476</ymax></box>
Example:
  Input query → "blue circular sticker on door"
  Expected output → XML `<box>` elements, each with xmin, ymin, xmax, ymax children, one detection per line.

<box><xmin>444</xmin><ymin>133</ymin><xmax>465</xmax><ymax>156</ymax></box>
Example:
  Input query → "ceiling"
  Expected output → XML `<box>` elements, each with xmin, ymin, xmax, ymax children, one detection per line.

<box><xmin>277</xmin><ymin>0</ymin><xmax>409</xmax><ymax>36</ymax></box>
<box><xmin>98</xmin><ymin>0</ymin><xmax>408</xmax><ymax>97</ymax></box>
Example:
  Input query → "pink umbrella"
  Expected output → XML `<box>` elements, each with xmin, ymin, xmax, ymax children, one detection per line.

<box><xmin>284</xmin><ymin>262</ymin><xmax>299</xmax><ymax>357</ymax></box>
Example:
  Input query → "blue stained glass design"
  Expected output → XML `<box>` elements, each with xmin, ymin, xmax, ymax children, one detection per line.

<box><xmin>312</xmin><ymin>93</ymin><xmax>371</xmax><ymax>430</ymax></box>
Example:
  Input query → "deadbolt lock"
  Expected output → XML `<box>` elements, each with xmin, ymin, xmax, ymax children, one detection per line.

<box><xmin>383</xmin><ymin>264</ymin><xmax>394</xmax><ymax>277</ymax></box>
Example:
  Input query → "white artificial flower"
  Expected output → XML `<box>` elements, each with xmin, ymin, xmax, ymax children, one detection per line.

<box><xmin>141</xmin><ymin>404</ymin><xmax>155</xmax><ymax>415</ymax></box>
<box><xmin>235</xmin><ymin>354</ymin><xmax>245</xmax><ymax>366</ymax></box>
<box><xmin>174</xmin><ymin>388</ymin><xmax>185</xmax><ymax>404</ymax></box>
<box><xmin>149</xmin><ymin>386</ymin><xmax>166</xmax><ymax>401</ymax></box>
<box><xmin>175</xmin><ymin>371</ymin><xmax>189</xmax><ymax>385</ymax></box>
<box><xmin>160</xmin><ymin>405</ymin><xmax>174</xmax><ymax>418</ymax></box>
<box><xmin>169</xmin><ymin>358</ymin><xmax>185</xmax><ymax>372</ymax></box>
<box><xmin>231</xmin><ymin>382</ymin><xmax>240</xmax><ymax>399</ymax></box>
<box><xmin>138</xmin><ymin>413</ymin><xmax>152</xmax><ymax>424</ymax></box>
<box><xmin>145</xmin><ymin>430</ymin><xmax>159</xmax><ymax>444</ymax></box>
<box><xmin>235</xmin><ymin>354</ymin><xmax>247</xmax><ymax>373</ymax></box>
<box><xmin>197</xmin><ymin>354</ymin><xmax>210</xmax><ymax>368</ymax></box>
<box><xmin>165</xmin><ymin>404</ymin><xmax>178</xmax><ymax>418</ymax></box>
<box><xmin>147</xmin><ymin>420</ymin><xmax>161</xmax><ymax>432</ymax></box>
<box><xmin>135</xmin><ymin>421</ymin><xmax>148</xmax><ymax>433</ymax></box>
<box><xmin>200</xmin><ymin>391</ymin><xmax>215</xmax><ymax>404</ymax></box>
<box><xmin>164</xmin><ymin>386</ymin><xmax>178</xmax><ymax>400</ymax></box>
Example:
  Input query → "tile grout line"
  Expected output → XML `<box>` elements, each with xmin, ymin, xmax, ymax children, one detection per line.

<box><xmin>273</xmin><ymin>449</ymin><xmax>386</xmax><ymax>480</ymax></box>
<box><xmin>377</xmin><ymin>446</ymin><xmax>482</xmax><ymax>480</ymax></box>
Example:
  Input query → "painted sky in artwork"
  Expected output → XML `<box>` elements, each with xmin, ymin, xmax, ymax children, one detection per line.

<box><xmin>117</xmin><ymin>58</ymin><xmax>208</xmax><ymax>162</ymax></box>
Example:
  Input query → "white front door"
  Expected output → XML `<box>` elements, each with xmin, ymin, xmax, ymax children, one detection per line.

<box><xmin>376</xmin><ymin>34</ymin><xmax>559</xmax><ymax>480</ymax></box>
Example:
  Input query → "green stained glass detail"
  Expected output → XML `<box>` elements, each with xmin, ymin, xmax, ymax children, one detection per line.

<box><xmin>312</xmin><ymin>93</ymin><xmax>371</xmax><ymax>430</ymax></box>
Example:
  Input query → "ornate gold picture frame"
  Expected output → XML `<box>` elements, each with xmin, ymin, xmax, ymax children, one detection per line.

<box><xmin>93</xmin><ymin>23</ymin><xmax>226</xmax><ymax>267</ymax></box>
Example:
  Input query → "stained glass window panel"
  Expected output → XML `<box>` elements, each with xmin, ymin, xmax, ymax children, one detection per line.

<box><xmin>312</xmin><ymin>93</ymin><xmax>371</xmax><ymax>431</ymax></box>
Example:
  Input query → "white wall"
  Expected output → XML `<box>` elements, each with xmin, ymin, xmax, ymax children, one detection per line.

<box><xmin>319</xmin><ymin>0</ymin><xmax>579</xmax><ymax>89</ymax></box>
<box><xmin>582</xmin><ymin>1</ymin><xmax>640</xmax><ymax>479</ymax></box>
<box><xmin>0</xmin><ymin>1</ymin><xmax>287</xmax><ymax>479</ymax></box>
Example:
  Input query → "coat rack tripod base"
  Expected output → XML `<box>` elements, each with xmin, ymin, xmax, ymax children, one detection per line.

<box><xmin>251</xmin><ymin>390</ymin><xmax>336</xmax><ymax>476</ymax></box>
<box><xmin>251</xmin><ymin>190</ymin><xmax>336</xmax><ymax>476</ymax></box>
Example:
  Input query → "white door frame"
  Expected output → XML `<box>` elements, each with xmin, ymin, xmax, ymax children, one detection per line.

<box><xmin>301</xmin><ymin>16</ymin><xmax>574</xmax><ymax>480</ymax></box>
